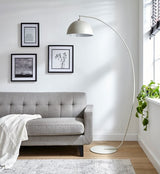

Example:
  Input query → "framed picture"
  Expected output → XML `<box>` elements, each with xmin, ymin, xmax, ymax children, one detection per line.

<box><xmin>21</xmin><ymin>23</ymin><xmax>39</xmax><ymax>47</ymax></box>
<box><xmin>48</xmin><ymin>45</ymin><xmax>74</xmax><ymax>73</ymax></box>
<box><xmin>11</xmin><ymin>54</ymin><xmax>37</xmax><ymax>82</ymax></box>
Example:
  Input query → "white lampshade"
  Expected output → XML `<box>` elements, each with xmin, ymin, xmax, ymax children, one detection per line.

<box><xmin>67</xmin><ymin>20</ymin><xmax>93</xmax><ymax>37</ymax></box>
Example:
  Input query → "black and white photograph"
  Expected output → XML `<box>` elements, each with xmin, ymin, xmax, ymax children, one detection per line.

<box><xmin>11</xmin><ymin>54</ymin><xmax>37</xmax><ymax>82</ymax></box>
<box><xmin>21</xmin><ymin>23</ymin><xmax>39</xmax><ymax>47</ymax></box>
<box><xmin>48</xmin><ymin>45</ymin><xmax>74</xmax><ymax>73</ymax></box>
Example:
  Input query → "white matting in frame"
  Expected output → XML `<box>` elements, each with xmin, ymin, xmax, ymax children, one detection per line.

<box><xmin>11</xmin><ymin>54</ymin><xmax>37</xmax><ymax>82</ymax></box>
<box><xmin>21</xmin><ymin>23</ymin><xmax>39</xmax><ymax>47</ymax></box>
<box><xmin>48</xmin><ymin>45</ymin><xmax>74</xmax><ymax>73</ymax></box>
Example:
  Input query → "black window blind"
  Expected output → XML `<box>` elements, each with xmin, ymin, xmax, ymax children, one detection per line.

<box><xmin>150</xmin><ymin>0</ymin><xmax>160</xmax><ymax>37</ymax></box>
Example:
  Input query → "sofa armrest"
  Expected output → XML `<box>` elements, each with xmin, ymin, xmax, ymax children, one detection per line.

<box><xmin>83</xmin><ymin>105</ymin><xmax>93</xmax><ymax>144</ymax></box>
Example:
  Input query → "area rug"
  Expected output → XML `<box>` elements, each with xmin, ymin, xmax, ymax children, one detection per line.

<box><xmin>1</xmin><ymin>159</ymin><xmax>135</xmax><ymax>174</ymax></box>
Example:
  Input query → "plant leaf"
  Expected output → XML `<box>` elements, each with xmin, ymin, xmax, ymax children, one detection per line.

<box><xmin>137</xmin><ymin>107</ymin><xmax>143</xmax><ymax>114</ymax></box>
<box><xmin>136</xmin><ymin>112</ymin><xmax>139</xmax><ymax>118</ymax></box>
<box><xmin>142</xmin><ymin>101</ymin><xmax>147</xmax><ymax>109</ymax></box>
<box><xmin>143</xmin><ymin>118</ymin><xmax>149</xmax><ymax>126</ymax></box>
<box><xmin>144</xmin><ymin>126</ymin><xmax>147</xmax><ymax>131</ymax></box>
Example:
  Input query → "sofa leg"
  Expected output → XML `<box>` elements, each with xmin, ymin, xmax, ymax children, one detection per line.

<box><xmin>79</xmin><ymin>145</ymin><xmax>84</xmax><ymax>157</ymax></box>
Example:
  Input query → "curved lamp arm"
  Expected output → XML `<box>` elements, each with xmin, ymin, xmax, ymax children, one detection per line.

<box><xmin>79</xmin><ymin>15</ymin><xmax>136</xmax><ymax>147</ymax></box>
<box><xmin>67</xmin><ymin>15</ymin><xmax>136</xmax><ymax>151</ymax></box>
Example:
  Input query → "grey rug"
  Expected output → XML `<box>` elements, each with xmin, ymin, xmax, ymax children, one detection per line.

<box><xmin>1</xmin><ymin>159</ymin><xmax>135</xmax><ymax>174</ymax></box>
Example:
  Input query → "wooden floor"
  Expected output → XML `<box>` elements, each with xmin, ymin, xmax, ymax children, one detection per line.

<box><xmin>19</xmin><ymin>141</ymin><xmax>158</xmax><ymax>174</ymax></box>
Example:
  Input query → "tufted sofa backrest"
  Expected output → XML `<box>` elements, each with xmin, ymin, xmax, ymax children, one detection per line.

<box><xmin>0</xmin><ymin>92</ymin><xmax>87</xmax><ymax>118</ymax></box>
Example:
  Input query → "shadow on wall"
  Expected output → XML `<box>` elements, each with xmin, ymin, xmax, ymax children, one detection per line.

<box><xmin>1</xmin><ymin>0</ymin><xmax>115</xmax><ymax>25</ymax></box>
<box><xmin>74</xmin><ymin>61</ymin><xmax>112</xmax><ymax>91</ymax></box>
<box><xmin>0</xmin><ymin>53</ymin><xmax>9</xmax><ymax>84</ymax></box>
<box><xmin>94</xmin><ymin>107</ymin><xmax>117</xmax><ymax>132</ymax></box>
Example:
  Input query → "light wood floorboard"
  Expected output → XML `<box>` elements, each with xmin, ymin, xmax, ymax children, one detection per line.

<box><xmin>19</xmin><ymin>141</ymin><xmax>158</xmax><ymax>174</ymax></box>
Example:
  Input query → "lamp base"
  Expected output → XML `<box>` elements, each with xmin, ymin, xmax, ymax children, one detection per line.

<box><xmin>90</xmin><ymin>145</ymin><xmax>117</xmax><ymax>154</ymax></box>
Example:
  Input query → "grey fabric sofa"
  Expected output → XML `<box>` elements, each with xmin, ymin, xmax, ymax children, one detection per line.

<box><xmin>0</xmin><ymin>92</ymin><xmax>93</xmax><ymax>156</ymax></box>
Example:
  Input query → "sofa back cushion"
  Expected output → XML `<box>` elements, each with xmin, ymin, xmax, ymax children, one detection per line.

<box><xmin>0</xmin><ymin>92</ymin><xmax>86</xmax><ymax>118</ymax></box>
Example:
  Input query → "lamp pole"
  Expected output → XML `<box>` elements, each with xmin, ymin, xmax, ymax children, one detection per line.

<box><xmin>67</xmin><ymin>15</ymin><xmax>136</xmax><ymax>154</ymax></box>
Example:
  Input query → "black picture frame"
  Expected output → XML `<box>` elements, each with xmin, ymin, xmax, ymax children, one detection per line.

<box><xmin>11</xmin><ymin>54</ymin><xmax>37</xmax><ymax>82</ymax></box>
<box><xmin>21</xmin><ymin>23</ymin><xmax>40</xmax><ymax>47</ymax></box>
<box><xmin>48</xmin><ymin>45</ymin><xmax>74</xmax><ymax>73</ymax></box>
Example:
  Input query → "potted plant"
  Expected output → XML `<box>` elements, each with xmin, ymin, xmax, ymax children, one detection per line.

<box><xmin>136</xmin><ymin>80</ymin><xmax>160</xmax><ymax>130</ymax></box>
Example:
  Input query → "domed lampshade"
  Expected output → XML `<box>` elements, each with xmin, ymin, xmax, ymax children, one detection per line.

<box><xmin>67</xmin><ymin>20</ymin><xmax>93</xmax><ymax>37</ymax></box>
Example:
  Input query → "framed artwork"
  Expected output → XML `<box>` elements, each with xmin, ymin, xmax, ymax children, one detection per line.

<box><xmin>48</xmin><ymin>45</ymin><xmax>74</xmax><ymax>73</ymax></box>
<box><xmin>11</xmin><ymin>54</ymin><xmax>37</xmax><ymax>82</ymax></box>
<box><xmin>21</xmin><ymin>23</ymin><xmax>39</xmax><ymax>47</ymax></box>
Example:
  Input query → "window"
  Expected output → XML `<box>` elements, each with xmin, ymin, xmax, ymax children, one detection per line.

<box><xmin>150</xmin><ymin>0</ymin><xmax>160</xmax><ymax>83</ymax></box>
<box><xmin>153</xmin><ymin>32</ymin><xmax>160</xmax><ymax>83</ymax></box>
<box><xmin>150</xmin><ymin>0</ymin><xmax>160</xmax><ymax>37</ymax></box>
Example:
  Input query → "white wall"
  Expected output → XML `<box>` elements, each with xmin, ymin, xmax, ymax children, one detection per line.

<box><xmin>0</xmin><ymin>0</ymin><xmax>139</xmax><ymax>140</ymax></box>
<box><xmin>138</xmin><ymin>99</ymin><xmax>160</xmax><ymax>173</ymax></box>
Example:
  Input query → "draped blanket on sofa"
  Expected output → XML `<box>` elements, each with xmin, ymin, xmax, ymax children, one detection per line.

<box><xmin>0</xmin><ymin>114</ymin><xmax>41</xmax><ymax>170</ymax></box>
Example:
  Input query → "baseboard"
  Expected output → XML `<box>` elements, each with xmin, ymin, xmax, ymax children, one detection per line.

<box><xmin>93</xmin><ymin>133</ymin><xmax>138</xmax><ymax>141</ymax></box>
<box><xmin>138</xmin><ymin>135</ymin><xmax>160</xmax><ymax>173</ymax></box>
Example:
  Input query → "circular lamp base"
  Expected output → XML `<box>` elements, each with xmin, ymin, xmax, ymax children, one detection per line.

<box><xmin>90</xmin><ymin>145</ymin><xmax>117</xmax><ymax>154</ymax></box>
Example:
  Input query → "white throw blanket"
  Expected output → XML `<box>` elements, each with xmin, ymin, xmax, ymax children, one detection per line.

<box><xmin>0</xmin><ymin>114</ymin><xmax>41</xmax><ymax>170</ymax></box>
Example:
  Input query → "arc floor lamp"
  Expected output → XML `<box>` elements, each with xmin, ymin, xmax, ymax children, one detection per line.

<box><xmin>67</xmin><ymin>15</ymin><xmax>136</xmax><ymax>154</ymax></box>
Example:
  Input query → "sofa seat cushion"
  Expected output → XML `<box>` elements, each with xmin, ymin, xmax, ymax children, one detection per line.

<box><xmin>26</xmin><ymin>118</ymin><xmax>84</xmax><ymax>136</ymax></box>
